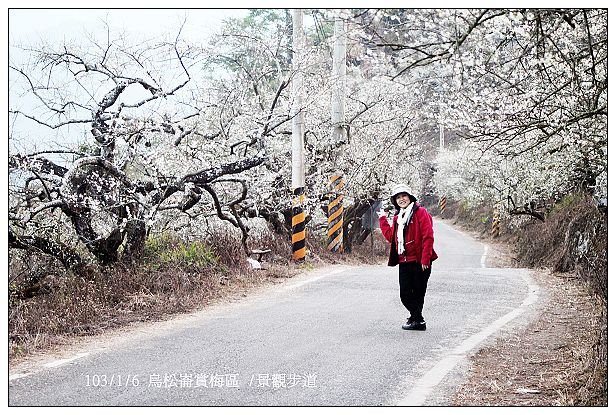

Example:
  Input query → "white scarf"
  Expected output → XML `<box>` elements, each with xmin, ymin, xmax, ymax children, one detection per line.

<box><xmin>396</xmin><ymin>203</ymin><xmax>415</xmax><ymax>255</ymax></box>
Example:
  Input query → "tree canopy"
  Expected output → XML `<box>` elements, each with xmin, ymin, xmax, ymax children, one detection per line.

<box><xmin>9</xmin><ymin>8</ymin><xmax>607</xmax><ymax>268</ymax></box>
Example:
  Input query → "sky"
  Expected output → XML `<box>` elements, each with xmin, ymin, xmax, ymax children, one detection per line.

<box><xmin>8</xmin><ymin>8</ymin><xmax>249</xmax><ymax>46</ymax></box>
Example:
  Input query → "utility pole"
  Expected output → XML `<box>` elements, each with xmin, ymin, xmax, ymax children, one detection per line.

<box><xmin>331</xmin><ymin>15</ymin><xmax>346</xmax><ymax>146</ymax></box>
<box><xmin>438</xmin><ymin>96</ymin><xmax>445</xmax><ymax>152</ymax></box>
<box><xmin>291</xmin><ymin>9</ymin><xmax>306</xmax><ymax>262</ymax></box>
<box><xmin>327</xmin><ymin>13</ymin><xmax>347</xmax><ymax>253</ymax></box>
<box><xmin>438</xmin><ymin>98</ymin><xmax>446</xmax><ymax>217</ymax></box>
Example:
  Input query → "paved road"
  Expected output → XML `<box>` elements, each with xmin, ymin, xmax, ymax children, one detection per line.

<box><xmin>9</xmin><ymin>219</ymin><xmax>538</xmax><ymax>406</ymax></box>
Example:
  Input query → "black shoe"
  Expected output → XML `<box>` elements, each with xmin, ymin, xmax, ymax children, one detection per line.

<box><xmin>402</xmin><ymin>318</ymin><xmax>426</xmax><ymax>331</ymax></box>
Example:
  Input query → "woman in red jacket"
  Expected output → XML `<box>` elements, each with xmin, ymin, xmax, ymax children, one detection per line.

<box><xmin>378</xmin><ymin>184</ymin><xmax>438</xmax><ymax>331</ymax></box>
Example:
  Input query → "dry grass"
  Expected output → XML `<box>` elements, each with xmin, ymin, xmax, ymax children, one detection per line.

<box><xmin>513</xmin><ymin>193</ymin><xmax>607</xmax><ymax>301</ymax></box>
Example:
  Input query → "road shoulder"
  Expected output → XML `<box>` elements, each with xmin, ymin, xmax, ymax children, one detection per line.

<box><xmin>448</xmin><ymin>246</ymin><xmax>604</xmax><ymax>405</ymax></box>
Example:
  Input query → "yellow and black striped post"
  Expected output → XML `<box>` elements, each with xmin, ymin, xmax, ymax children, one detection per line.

<box><xmin>491</xmin><ymin>203</ymin><xmax>501</xmax><ymax>237</ymax></box>
<box><xmin>327</xmin><ymin>174</ymin><xmax>344</xmax><ymax>253</ymax></box>
<box><xmin>439</xmin><ymin>195</ymin><xmax>447</xmax><ymax>217</ymax></box>
<box><xmin>291</xmin><ymin>187</ymin><xmax>306</xmax><ymax>261</ymax></box>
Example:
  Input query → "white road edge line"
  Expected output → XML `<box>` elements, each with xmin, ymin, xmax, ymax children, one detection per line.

<box><xmin>398</xmin><ymin>272</ymin><xmax>540</xmax><ymax>406</ymax></box>
<box><xmin>283</xmin><ymin>267</ymin><xmax>349</xmax><ymax>290</ymax></box>
<box><xmin>43</xmin><ymin>352</ymin><xmax>90</xmax><ymax>368</ymax></box>
<box><xmin>10</xmin><ymin>352</ymin><xmax>92</xmax><ymax>381</ymax></box>
<box><xmin>9</xmin><ymin>373</ymin><xmax>33</xmax><ymax>381</ymax></box>
<box><xmin>10</xmin><ymin>268</ymin><xmax>351</xmax><ymax>381</ymax></box>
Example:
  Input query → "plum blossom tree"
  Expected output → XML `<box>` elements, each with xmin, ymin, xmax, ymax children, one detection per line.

<box><xmin>440</xmin><ymin>9</ymin><xmax>607</xmax><ymax>216</ymax></box>
<box><xmin>9</xmin><ymin>22</ymin><xmax>270</xmax><ymax>268</ymax></box>
<box><xmin>351</xmin><ymin>8</ymin><xmax>607</xmax><ymax>218</ymax></box>
<box><xmin>209</xmin><ymin>10</ymin><xmax>431</xmax><ymax>249</ymax></box>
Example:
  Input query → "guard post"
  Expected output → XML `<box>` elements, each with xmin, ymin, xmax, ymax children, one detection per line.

<box><xmin>439</xmin><ymin>195</ymin><xmax>447</xmax><ymax>217</ymax></box>
<box><xmin>327</xmin><ymin>173</ymin><xmax>344</xmax><ymax>253</ymax></box>
<box><xmin>292</xmin><ymin>187</ymin><xmax>306</xmax><ymax>261</ymax></box>
<box><xmin>491</xmin><ymin>203</ymin><xmax>501</xmax><ymax>237</ymax></box>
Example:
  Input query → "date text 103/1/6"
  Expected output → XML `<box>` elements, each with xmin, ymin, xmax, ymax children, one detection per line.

<box><xmin>85</xmin><ymin>374</ymin><xmax>140</xmax><ymax>387</ymax></box>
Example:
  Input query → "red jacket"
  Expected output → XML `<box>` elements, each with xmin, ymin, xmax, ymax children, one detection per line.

<box><xmin>379</xmin><ymin>205</ymin><xmax>438</xmax><ymax>267</ymax></box>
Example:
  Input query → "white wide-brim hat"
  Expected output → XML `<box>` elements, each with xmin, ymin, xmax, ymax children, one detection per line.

<box><xmin>389</xmin><ymin>184</ymin><xmax>417</xmax><ymax>209</ymax></box>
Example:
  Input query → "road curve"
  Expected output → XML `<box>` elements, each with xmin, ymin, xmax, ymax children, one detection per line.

<box><xmin>9</xmin><ymin>219</ymin><xmax>540</xmax><ymax>406</ymax></box>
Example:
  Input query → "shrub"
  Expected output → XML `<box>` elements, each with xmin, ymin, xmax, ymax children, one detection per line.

<box><xmin>159</xmin><ymin>241</ymin><xmax>218</xmax><ymax>268</ymax></box>
<box><xmin>514</xmin><ymin>192</ymin><xmax>607</xmax><ymax>300</ymax></box>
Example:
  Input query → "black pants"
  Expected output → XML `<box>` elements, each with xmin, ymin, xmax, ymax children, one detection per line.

<box><xmin>399</xmin><ymin>262</ymin><xmax>431</xmax><ymax>322</ymax></box>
